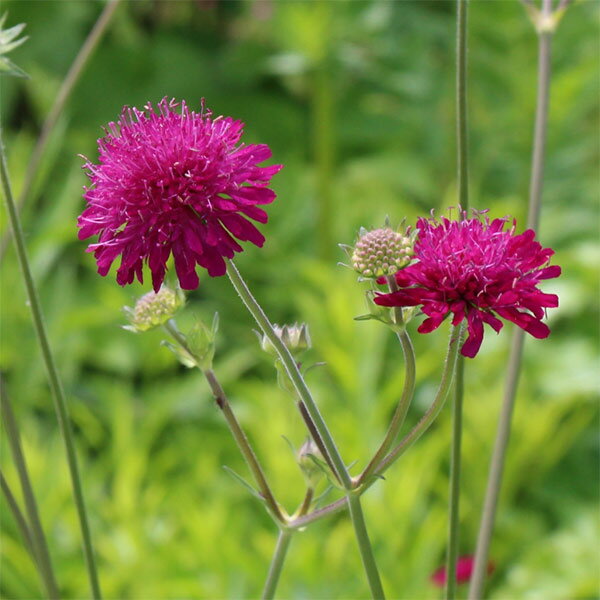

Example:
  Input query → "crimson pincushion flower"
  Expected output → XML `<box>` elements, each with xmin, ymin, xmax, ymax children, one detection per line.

<box><xmin>78</xmin><ymin>98</ymin><xmax>282</xmax><ymax>292</ymax></box>
<box><xmin>374</xmin><ymin>212</ymin><xmax>561</xmax><ymax>358</ymax></box>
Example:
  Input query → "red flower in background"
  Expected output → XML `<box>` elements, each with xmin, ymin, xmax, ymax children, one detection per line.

<box><xmin>78</xmin><ymin>98</ymin><xmax>282</xmax><ymax>292</ymax></box>
<box><xmin>430</xmin><ymin>555</ymin><xmax>495</xmax><ymax>587</ymax></box>
<box><xmin>374</xmin><ymin>212</ymin><xmax>560</xmax><ymax>357</ymax></box>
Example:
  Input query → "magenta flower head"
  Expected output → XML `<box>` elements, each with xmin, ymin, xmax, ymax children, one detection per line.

<box><xmin>430</xmin><ymin>555</ymin><xmax>495</xmax><ymax>587</ymax></box>
<box><xmin>78</xmin><ymin>98</ymin><xmax>282</xmax><ymax>292</ymax></box>
<box><xmin>374</xmin><ymin>210</ymin><xmax>561</xmax><ymax>358</ymax></box>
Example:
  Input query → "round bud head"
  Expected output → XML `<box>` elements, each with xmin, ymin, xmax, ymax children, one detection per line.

<box><xmin>124</xmin><ymin>286</ymin><xmax>185</xmax><ymax>332</ymax></box>
<box><xmin>352</xmin><ymin>227</ymin><xmax>414</xmax><ymax>278</ymax></box>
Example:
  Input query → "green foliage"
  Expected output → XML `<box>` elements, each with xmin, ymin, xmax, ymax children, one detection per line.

<box><xmin>1</xmin><ymin>1</ymin><xmax>598</xmax><ymax>598</ymax></box>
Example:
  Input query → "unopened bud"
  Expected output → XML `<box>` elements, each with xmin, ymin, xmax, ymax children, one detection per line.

<box><xmin>123</xmin><ymin>286</ymin><xmax>184</xmax><ymax>333</ymax></box>
<box><xmin>260</xmin><ymin>323</ymin><xmax>311</xmax><ymax>357</ymax></box>
<box><xmin>352</xmin><ymin>227</ymin><xmax>414</xmax><ymax>278</ymax></box>
<box><xmin>297</xmin><ymin>438</ymin><xmax>325</xmax><ymax>488</ymax></box>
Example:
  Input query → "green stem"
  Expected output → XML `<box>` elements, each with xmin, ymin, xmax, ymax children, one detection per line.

<box><xmin>289</xmin><ymin>323</ymin><xmax>463</xmax><ymax>530</ymax></box>
<box><xmin>1</xmin><ymin>379</ymin><xmax>60</xmax><ymax>599</ymax></box>
<box><xmin>358</xmin><ymin>277</ymin><xmax>416</xmax><ymax>487</ymax></box>
<box><xmin>445</xmin><ymin>354</ymin><xmax>464</xmax><ymax>600</ymax></box>
<box><xmin>226</xmin><ymin>259</ymin><xmax>385</xmax><ymax>599</ymax></box>
<box><xmin>261</xmin><ymin>529</ymin><xmax>293</xmax><ymax>600</ymax></box>
<box><xmin>162</xmin><ymin>321</ymin><xmax>285</xmax><ymax>524</ymax></box>
<box><xmin>446</xmin><ymin>2</ymin><xmax>469</xmax><ymax>598</ymax></box>
<box><xmin>1</xmin><ymin>469</ymin><xmax>36</xmax><ymax>566</ymax></box>
<box><xmin>469</xmin><ymin>0</ymin><xmax>554</xmax><ymax>596</ymax></box>
<box><xmin>0</xmin><ymin>128</ymin><xmax>102</xmax><ymax>599</ymax></box>
<box><xmin>0</xmin><ymin>0</ymin><xmax>121</xmax><ymax>262</ymax></box>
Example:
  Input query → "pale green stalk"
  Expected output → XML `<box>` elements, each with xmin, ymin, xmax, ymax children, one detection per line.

<box><xmin>1</xmin><ymin>470</ymin><xmax>35</xmax><ymax>559</ymax></box>
<box><xmin>469</xmin><ymin>0</ymin><xmax>555</xmax><ymax>596</ymax></box>
<box><xmin>226</xmin><ymin>259</ymin><xmax>385</xmax><ymax>599</ymax></box>
<box><xmin>1</xmin><ymin>379</ymin><xmax>59</xmax><ymax>599</ymax></box>
<box><xmin>0</xmin><ymin>128</ymin><xmax>102</xmax><ymax>599</ymax></box>
<box><xmin>162</xmin><ymin>320</ymin><xmax>285</xmax><ymax>523</ymax></box>
<box><xmin>446</xmin><ymin>1</ymin><xmax>470</xmax><ymax>597</ymax></box>
<box><xmin>262</xmin><ymin>529</ymin><xmax>293</xmax><ymax>600</ymax></box>
<box><xmin>0</xmin><ymin>0</ymin><xmax>121</xmax><ymax>262</ymax></box>
<box><xmin>357</xmin><ymin>277</ymin><xmax>416</xmax><ymax>487</ymax></box>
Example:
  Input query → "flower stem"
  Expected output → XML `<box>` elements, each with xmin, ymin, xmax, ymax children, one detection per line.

<box><xmin>0</xmin><ymin>129</ymin><xmax>101</xmax><ymax>599</ymax></box>
<box><xmin>0</xmin><ymin>0</ymin><xmax>121</xmax><ymax>262</ymax></box>
<box><xmin>1</xmin><ymin>378</ymin><xmax>60</xmax><ymax>599</ymax></box>
<box><xmin>162</xmin><ymin>321</ymin><xmax>285</xmax><ymax>524</ymax></box>
<box><xmin>262</xmin><ymin>528</ymin><xmax>293</xmax><ymax>600</ymax></box>
<box><xmin>226</xmin><ymin>259</ymin><xmax>386</xmax><ymax>599</ymax></box>
<box><xmin>446</xmin><ymin>2</ymin><xmax>469</xmax><ymax>598</ymax></box>
<box><xmin>445</xmin><ymin>352</ymin><xmax>464</xmax><ymax>600</ymax></box>
<box><xmin>358</xmin><ymin>277</ymin><xmax>416</xmax><ymax>487</ymax></box>
<box><xmin>468</xmin><ymin>0</ymin><xmax>554</xmax><ymax>596</ymax></box>
<box><xmin>1</xmin><ymin>470</ymin><xmax>36</xmax><ymax>560</ymax></box>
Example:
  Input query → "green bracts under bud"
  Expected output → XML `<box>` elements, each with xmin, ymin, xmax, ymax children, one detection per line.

<box><xmin>297</xmin><ymin>438</ymin><xmax>326</xmax><ymax>488</ymax></box>
<box><xmin>260</xmin><ymin>323</ymin><xmax>311</xmax><ymax>358</ymax></box>
<box><xmin>123</xmin><ymin>286</ymin><xmax>185</xmax><ymax>333</ymax></box>
<box><xmin>352</xmin><ymin>227</ymin><xmax>414</xmax><ymax>278</ymax></box>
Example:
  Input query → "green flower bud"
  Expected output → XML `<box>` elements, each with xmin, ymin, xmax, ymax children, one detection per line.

<box><xmin>352</xmin><ymin>227</ymin><xmax>414</xmax><ymax>278</ymax></box>
<box><xmin>260</xmin><ymin>323</ymin><xmax>311</xmax><ymax>358</ymax></box>
<box><xmin>123</xmin><ymin>286</ymin><xmax>185</xmax><ymax>333</ymax></box>
<box><xmin>297</xmin><ymin>438</ymin><xmax>325</xmax><ymax>488</ymax></box>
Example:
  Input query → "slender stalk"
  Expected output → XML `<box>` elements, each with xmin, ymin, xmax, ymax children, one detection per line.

<box><xmin>0</xmin><ymin>0</ymin><xmax>121</xmax><ymax>262</ymax></box>
<box><xmin>0</xmin><ymin>129</ymin><xmax>102</xmax><ymax>599</ymax></box>
<box><xmin>445</xmin><ymin>353</ymin><xmax>464</xmax><ymax>600</ymax></box>
<box><xmin>162</xmin><ymin>321</ymin><xmax>285</xmax><ymax>523</ymax></box>
<box><xmin>226</xmin><ymin>260</ymin><xmax>386</xmax><ymax>599</ymax></box>
<box><xmin>289</xmin><ymin>323</ymin><xmax>464</xmax><ymax>531</ymax></box>
<box><xmin>358</xmin><ymin>277</ymin><xmax>416</xmax><ymax>487</ymax></box>
<box><xmin>1</xmin><ymin>379</ymin><xmax>60</xmax><ymax>599</ymax></box>
<box><xmin>446</xmin><ymin>2</ymin><xmax>469</xmax><ymax>598</ymax></box>
<box><xmin>469</xmin><ymin>1</ymin><xmax>554</xmax><ymax>597</ymax></box>
<box><xmin>1</xmin><ymin>469</ymin><xmax>36</xmax><ymax>565</ymax></box>
<box><xmin>296</xmin><ymin>487</ymin><xmax>314</xmax><ymax>518</ymax></box>
<box><xmin>262</xmin><ymin>529</ymin><xmax>293</xmax><ymax>600</ymax></box>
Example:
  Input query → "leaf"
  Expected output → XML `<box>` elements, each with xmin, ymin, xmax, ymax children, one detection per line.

<box><xmin>222</xmin><ymin>466</ymin><xmax>262</xmax><ymax>501</ymax></box>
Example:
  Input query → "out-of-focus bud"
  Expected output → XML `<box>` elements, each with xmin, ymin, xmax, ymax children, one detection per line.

<box><xmin>351</xmin><ymin>226</ymin><xmax>414</xmax><ymax>278</ymax></box>
<box><xmin>123</xmin><ymin>286</ymin><xmax>185</xmax><ymax>333</ymax></box>
<box><xmin>186</xmin><ymin>313</ymin><xmax>219</xmax><ymax>370</ymax></box>
<box><xmin>297</xmin><ymin>438</ymin><xmax>325</xmax><ymax>488</ymax></box>
<box><xmin>259</xmin><ymin>323</ymin><xmax>311</xmax><ymax>358</ymax></box>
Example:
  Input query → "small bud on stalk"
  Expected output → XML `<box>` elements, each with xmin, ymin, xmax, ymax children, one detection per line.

<box><xmin>297</xmin><ymin>438</ymin><xmax>326</xmax><ymax>489</ymax></box>
<box><xmin>351</xmin><ymin>226</ymin><xmax>414</xmax><ymax>278</ymax></box>
<box><xmin>123</xmin><ymin>286</ymin><xmax>185</xmax><ymax>333</ymax></box>
<box><xmin>260</xmin><ymin>323</ymin><xmax>311</xmax><ymax>357</ymax></box>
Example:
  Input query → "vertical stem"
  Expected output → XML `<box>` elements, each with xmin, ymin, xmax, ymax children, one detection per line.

<box><xmin>1</xmin><ymin>380</ymin><xmax>60</xmax><ymax>599</ymax></box>
<box><xmin>469</xmin><ymin>1</ymin><xmax>553</xmax><ymax>597</ymax></box>
<box><xmin>445</xmin><ymin>355</ymin><xmax>464</xmax><ymax>600</ymax></box>
<box><xmin>0</xmin><ymin>0</ymin><xmax>121</xmax><ymax>262</ymax></box>
<box><xmin>0</xmin><ymin>129</ymin><xmax>102</xmax><ymax>599</ymax></box>
<box><xmin>446</xmin><ymin>3</ymin><xmax>469</xmax><ymax>598</ymax></box>
<box><xmin>347</xmin><ymin>493</ymin><xmax>386</xmax><ymax>599</ymax></box>
<box><xmin>226</xmin><ymin>260</ymin><xmax>386</xmax><ymax>599</ymax></box>
<box><xmin>262</xmin><ymin>529</ymin><xmax>293</xmax><ymax>600</ymax></box>
<box><xmin>1</xmin><ymin>470</ymin><xmax>36</xmax><ymax>559</ymax></box>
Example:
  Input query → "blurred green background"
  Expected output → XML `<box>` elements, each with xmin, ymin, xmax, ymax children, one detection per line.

<box><xmin>1</xmin><ymin>1</ymin><xmax>598</xmax><ymax>598</ymax></box>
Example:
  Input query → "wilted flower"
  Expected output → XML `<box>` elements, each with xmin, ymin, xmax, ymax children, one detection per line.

<box><xmin>123</xmin><ymin>286</ymin><xmax>184</xmax><ymax>332</ymax></box>
<box><xmin>351</xmin><ymin>227</ymin><xmax>414</xmax><ymax>278</ymax></box>
<box><xmin>374</xmin><ymin>212</ymin><xmax>561</xmax><ymax>358</ymax></box>
<box><xmin>430</xmin><ymin>555</ymin><xmax>495</xmax><ymax>587</ymax></box>
<box><xmin>78</xmin><ymin>97</ymin><xmax>282</xmax><ymax>292</ymax></box>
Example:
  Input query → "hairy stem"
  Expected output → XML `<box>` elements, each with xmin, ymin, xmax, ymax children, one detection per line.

<box><xmin>226</xmin><ymin>259</ymin><xmax>386</xmax><ymax>599</ymax></box>
<box><xmin>358</xmin><ymin>277</ymin><xmax>416</xmax><ymax>486</ymax></box>
<box><xmin>162</xmin><ymin>320</ymin><xmax>285</xmax><ymax>523</ymax></box>
<box><xmin>0</xmin><ymin>129</ymin><xmax>102</xmax><ymax>599</ymax></box>
<box><xmin>469</xmin><ymin>0</ymin><xmax>554</xmax><ymax>596</ymax></box>
<box><xmin>1</xmin><ymin>379</ymin><xmax>60</xmax><ymax>599</ymax></box>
